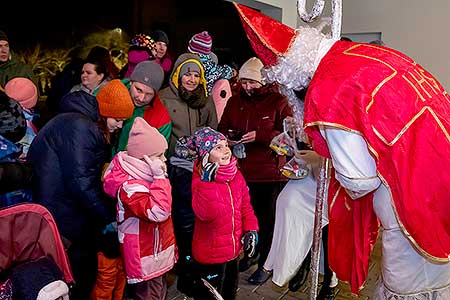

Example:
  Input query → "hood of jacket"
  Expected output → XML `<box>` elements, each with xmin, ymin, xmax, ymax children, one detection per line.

<box><xmin>58</xmin><ymin>90</ymin><xmax>99</xmax><ymax>122</ymax></box>
<box><xmin>103</xmin><ymin>154</ymin><xmax>130</xmax><ymax>198</ymax></box>
<box><xmin>168</xmin><ymin>53</ymin><xmax>208</xmax><ymax>96</ymax></box>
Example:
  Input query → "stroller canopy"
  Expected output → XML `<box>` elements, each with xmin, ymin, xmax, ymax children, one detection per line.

<box><xmin>0</xmin><ymin>203</ymin><xmax>74</xmax><ymax>284</ymax></box>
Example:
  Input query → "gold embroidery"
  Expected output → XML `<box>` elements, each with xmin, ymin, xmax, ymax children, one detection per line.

<box><xmin>372</xmin><ymin>106</ymin><xmax>450</xmax><ymax>145</ymax></box>
<box><xmin>344</xmin><ymin>196</ymin><xmax>351</xmax><ymax>211</ymax></box>
<box><xmin>377</xmin><ymin>173</ymin><xmax>450</xmax><ymax>262</ymax></box>
<box><xmin>329</xmin><ymin>185</ymin><xmax>341</xmax><ymax>212</ymax></box>
<box><xmin>402</xmin><ymin>67</ymin><xmax>440</xmax><ymax>101</ymax></box>
<box><xmin>343</xmin><ymin>44</ymin><xmax>398</xmax><ymax>112</ymax></box>
<box><xmin>342</xmin><ymin>44</ymin><xmax>450</xmax><ymax>146</ymax></box>
<box><xmin>303</xmin><ymin>121</ymin><xmax>380</xmax><ymax>159</ymax></box>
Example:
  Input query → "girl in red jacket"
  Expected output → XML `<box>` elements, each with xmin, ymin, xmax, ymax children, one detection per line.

<box><xmin>190</xmin><ymin>127</ymin><xmax>259</xmax><ymax>300</ymax></box>
<box><xmin>103</xmin><ymin>117</ymin><xmax>177</xmax><ymax>300</ymax></box>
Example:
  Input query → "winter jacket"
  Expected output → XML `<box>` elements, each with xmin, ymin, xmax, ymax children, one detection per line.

<box><xmin>191</xmin><ymin>163</ymin><xmax>258</xmax><ymax>264</ymax></box>
<box><xmin>198</xmin><ymin>54</ymin><xmax>233</xmax><ymax>94</ymax></box>
<box><xmin>114</xmin><ymin>79</ymin><xmax>172</xmax><ymax>155</ymax></box>
<box><xmin>0</xmin><ymin>135</ymin><xmax>33</xmax><ymax>208</ymax></box>
<box><xmin>160</xmin><ymin>53</ymin><xmax>218</xmax><ymax>157</ymax></box>
<box><xmin>18</xmin><ymin>109</ymin><xmax>38</xmax><ymax>157</ymax></box>
<box><xmin>0</xmin><ymin>54</ymin><xmax>35</xmax><ymax>89</ymax></box>
<box><xmin>70</xmin><ymin>77</ymin><xmax>110</xmax><ymax>95</ymax></box>
<box><xmin>218</xmin><ymin>85</ymin><xmax>292</xmax><ymax>182</ymax></box>
<box><xmin>103</xmin><ymin>155</ymin><xmax>177</xmax><ymax>283</ymax></box>
<box><xmin>28</xmin><ymin>91</ymin><xmax>115</xmax><ymax>243</ymax></box>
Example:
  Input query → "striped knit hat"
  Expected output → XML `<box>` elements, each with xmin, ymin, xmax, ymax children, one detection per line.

<box><xmin>188</xmin><ymin>31</ymin><xmax>212</xmax><ymax>55</ymax></box>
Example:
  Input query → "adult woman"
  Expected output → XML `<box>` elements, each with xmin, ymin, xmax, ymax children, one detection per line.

<box><xmin>71</xmin><ymin>46</ymin><xmax>117</xmax><ymax>95</ymax></box>
<box><xmin>159</xmin><ymin>53</ymin><xmax>217</xmax><ymax>156</ymax></box>
<box><xmin>159</xmin><ymin>53</ymin><xmax>217</xmax><ymax>296</ymax></box>
<box><xmin>28</xmin><ymin>89</ymin><xmax>134</xmax><ymax>300</ymax></box>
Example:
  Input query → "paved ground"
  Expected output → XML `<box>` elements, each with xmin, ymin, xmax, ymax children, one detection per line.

<box><xmin>166</xmin><ymin>237</ymin><xmax>382</xmax><ymax>300</ymax></box>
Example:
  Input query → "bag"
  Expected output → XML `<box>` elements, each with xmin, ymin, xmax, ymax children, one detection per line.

<box><xmin>280</xmin><ymin>157</ymin><xmax>308</xmax><ymax>180</ymax></box>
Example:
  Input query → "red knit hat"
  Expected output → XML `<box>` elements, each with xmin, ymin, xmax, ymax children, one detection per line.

<box><xmin>127</xmin><ymin>117</ymin><xmax>168</xmax><ymax>159</ymax></box>
<box><xmin>96</xmin><ymin>79</ymin><xmax>134</xmax><ymax>118</ymax></box>
<box><xmin>188</xmin><ymin>31</ymin><xmax>212</xmax><ymax>55</ymax></box>
<box><xmin>5</xmin><ymin>78</ymin><xmax>38</xmax><ymax>109</ymax></box>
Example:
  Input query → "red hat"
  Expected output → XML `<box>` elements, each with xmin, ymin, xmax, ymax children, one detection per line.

<box><xmin>233</xmin><ymin>2</ymin><xmax>297</xmax><ymax>66</ymax></box>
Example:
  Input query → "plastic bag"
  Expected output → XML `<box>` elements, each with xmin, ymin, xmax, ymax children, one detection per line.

<box><xmin>270</xmin><ymin>131</ymin><xmax>296</xmax><ymax>156</ymax></box>
<box><xmin>280</xmin><ymin>157</ymin><xmax>309</xmax><ymax>180</ymax></box>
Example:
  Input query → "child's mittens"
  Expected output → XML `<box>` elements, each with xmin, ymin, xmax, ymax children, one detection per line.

<box><xmin>143</xmin><ymin>155</ymin><xmax>167</xmax><ymax>178</ymax></box>
<box><xmin>102</xmin><ymin>221</ymin><xmax>118</xmax><ymax>234</ymax></box>
<box><xmin>241</xmin><ymin>230</ymin><xmax>258</xmax><ymax>258</ymax></box>
<box><xmin>200</xmin><ymin>161</ymin><xmax>219</xmax><ymax>182</ymax></box>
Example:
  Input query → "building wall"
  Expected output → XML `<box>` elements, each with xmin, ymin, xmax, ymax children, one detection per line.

<box><xmin>248</xmin><ymin>0</ymin><xmax>450</xmax><ymax>90</ymax></box>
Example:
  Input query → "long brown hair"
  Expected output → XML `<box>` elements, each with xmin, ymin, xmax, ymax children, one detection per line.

<box><xmin>97</xmin><ymin>116</ymin><xmax>111</xmax><ymax>144</ymax></box>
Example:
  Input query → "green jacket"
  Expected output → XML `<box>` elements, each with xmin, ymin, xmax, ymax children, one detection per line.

<box><xmin>0</xmin><ymin>54</ymin><xmax>35</xmax><ymax>89</ymax></box>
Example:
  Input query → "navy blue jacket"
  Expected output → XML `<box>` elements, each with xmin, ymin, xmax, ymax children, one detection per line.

<box><xmin>28</xmin><ymin>91</ymin><xmax>114</xmax><ymax>242</ymax></box>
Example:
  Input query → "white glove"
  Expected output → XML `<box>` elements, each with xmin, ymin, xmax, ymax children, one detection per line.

<box><xmin>143</xmin><ymin>155</ymin><xmax>167</xmax><ymax>178</ymax></box>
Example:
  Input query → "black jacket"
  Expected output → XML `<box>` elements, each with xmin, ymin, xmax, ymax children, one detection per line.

<box><xmin>28</xmin><ymin>91</ymin><xmax>114</xmax><ymax>243</ymax></box>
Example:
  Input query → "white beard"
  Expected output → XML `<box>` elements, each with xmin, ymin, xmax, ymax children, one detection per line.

<box><xmin>262</xmin><ymin>27</ymin><xmax>333</xmax><ymax>142</ymax></box>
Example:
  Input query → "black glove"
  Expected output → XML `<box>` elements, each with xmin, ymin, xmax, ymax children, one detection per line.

<box><xmin>241</xmin><ymin>230</ymin><xmax>258</xmax><ymax>258</ymax></box>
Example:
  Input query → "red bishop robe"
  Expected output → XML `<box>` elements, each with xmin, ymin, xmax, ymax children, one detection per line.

<box><xmin>304</xmin><ymin>41</ymin><xmax>450</xmax><ymax>294</ymax></box>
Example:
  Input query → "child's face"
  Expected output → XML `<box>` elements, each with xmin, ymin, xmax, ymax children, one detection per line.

<box><xmin>208</xmin><ymin>140</ymin><xmax>231</xmax><ymax>166</ymax></box>
<box><xmin>106</xmin><ymin>118</ymin><xmax>125</xmax><ymax>133</ymax></box>
<box><xmin>150</xmin><ymin>152</ymin><xmax>167</xmax><ymax>162</ymax></box>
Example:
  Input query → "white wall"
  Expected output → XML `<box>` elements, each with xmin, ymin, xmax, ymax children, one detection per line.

<box><xmin>341</xmin><ymin>0</ymin><xmax>450</xmax><ymax>90</ymax></box>
<box><xmin>245</xmin><ymin>0</ymin><xmax>450</xmax><ymax>90</ymax></box>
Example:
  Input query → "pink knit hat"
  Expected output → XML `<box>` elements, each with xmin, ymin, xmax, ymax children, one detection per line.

<box><xmin>127</xmin><ymin>117</ymin><xmax>168</xmax><ymax>159</ymax></box>
<box><xmin>188</xmin><ymin>31</ymin><xmax>212</xmax><ymax>55</ymax></box>
<box><xmin>5</xmin><ymin>78</ymin><xmax>38</xmax><ymax>109</ymax></box>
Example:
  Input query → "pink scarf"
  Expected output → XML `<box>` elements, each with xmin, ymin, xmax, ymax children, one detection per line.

<box><xmin>215</xmin><ymin>157</ymin><xmax>238</xmax><ymax>182</ymax></box>
<box><xmin>117</xmin><ymin>152</ymin><xmax>153</xmax><ymax>183</ymax></box>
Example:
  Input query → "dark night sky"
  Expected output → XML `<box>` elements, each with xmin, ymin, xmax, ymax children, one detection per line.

<box><xmin>1</xmin><ymin>0</ymin><xmax>255</xmax><ymax>66</ymax></box>
<box><xmin>1</xmin><ymin>0</ymin><xmax>132</xmax><ymax>49</ymax></box>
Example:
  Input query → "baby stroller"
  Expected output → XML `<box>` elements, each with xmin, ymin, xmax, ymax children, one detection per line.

<box><xmin>0</xmin><ymin>203</ymin><xmax>74</xmax><ymax>300</ymax></box>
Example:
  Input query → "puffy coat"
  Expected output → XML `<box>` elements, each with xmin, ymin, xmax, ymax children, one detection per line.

<box><xmin>28</xmin><ymin>91</ymin><xmax>114</xmax><ymax>243</ymax></box>
<box><xmin>218</xmin><ymin>84</ymin><xmax>292</xmax><ymax>182</ymax></box>
<box><xmin>191</xmin><ymin>163</ymin><xmax>258</xmax><ymax>264</ymax></box>
<box><xmin>103</xmin><ymin>154</ymin><xmax>177</xmax><ymax>283</ymax></box>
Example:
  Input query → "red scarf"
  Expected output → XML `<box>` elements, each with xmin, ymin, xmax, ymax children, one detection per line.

<box><xmin>215</xmin><ymin>157</ymin><xmax>238</xmax><ymax>182</ymax></box>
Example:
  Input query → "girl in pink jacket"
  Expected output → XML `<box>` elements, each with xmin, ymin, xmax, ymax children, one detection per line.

<box><xmin>103</xmin><ymin>117</ymin><xmax>177</xmax><ymax>300</ymax></box>
<box><xmin>190</xmin><ymin>127</ymin><xmax>259</xmax><ymax>300</ymax></box>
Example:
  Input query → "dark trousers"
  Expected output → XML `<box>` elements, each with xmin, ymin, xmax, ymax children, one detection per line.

<box><xmin>321</xmin><ymin>225</ymin><xmax>333</xmax><ymax>287</ymax></box>
<box><xmin>67</xmin><ymin>239</ymin><xmax>98</xmax><ymax>300</ymax></box>
<box><xmin>247</xmin><ymin>181</ymin><xmax>286</xmax><ymax>268</ymax></box>
<box><xmin>168</xmin><ymin>164</ymin><xmax>196</xmax><ymax>295</ymax></box>
<box><xmin>194</xmin><ymin>258</ymin><xmax>239</xmax><ymax>300</ymax></box>
<box><xmin>128</xmin><ymin>274</ymin><xmax>167</xmax><ymax>300</ymax></box>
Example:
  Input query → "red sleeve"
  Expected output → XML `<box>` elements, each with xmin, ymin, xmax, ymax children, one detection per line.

<box><xmin>191</xmin><ymin>172</ymin><xmax>220</xmax><ymax>222</ymax></box>
<box><xmin>119</xmin><ymin>178</ymin><xmax>172</xmax><ymax>222</ymax></box>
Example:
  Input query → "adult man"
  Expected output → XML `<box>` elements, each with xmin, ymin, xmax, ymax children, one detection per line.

<box><xmin>218</xmin><ymin>57</ymin><xmax>292</xmax><ymax>285</ymax></box>
<box><xmin>234</xmin><ymin>3</ymin><xmax>450</xmax><ymax>299</ymax></box>
<box><xmin>114</xmin><ymin>60</ymin><xmax>171</xmax><ymax>154</ymax></box>
<box><xmin>0</xmin><ymin>31</ymin><xmax>35</xmax><ymax>89</ymax></box>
